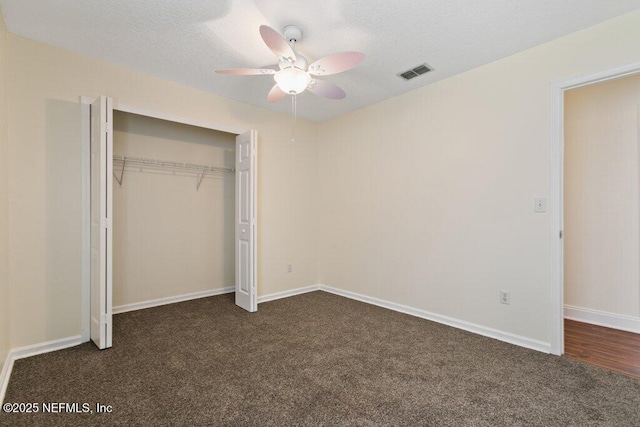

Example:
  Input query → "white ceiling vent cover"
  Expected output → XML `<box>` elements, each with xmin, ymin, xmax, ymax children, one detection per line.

<box><xmin>398</xmin><ymin>64</ymin><xmax>432</xmax><ymax>80</ymax></box>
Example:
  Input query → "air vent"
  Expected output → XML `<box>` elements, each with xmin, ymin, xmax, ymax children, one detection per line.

<box><xmin>398</xmin><ymin>64</ymin><xmax>432</xmax><ymax>80</ymax></box>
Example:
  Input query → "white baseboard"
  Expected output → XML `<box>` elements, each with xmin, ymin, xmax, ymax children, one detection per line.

<box><xmin>113</xmin><ymin>287</ymin><xmax>235</xmax><ymax>314</ymax></box>
<box><xmin>320</xmin><ymin>285</ymin><xmax>551</xmax><ymax>353</ymax></box>
<box><xmin>0</xmin><ymin>351</ymin><xmax>13</xmax><ymax>405</ymax></box>
<box><xmin>257</xmin><ymin>285</ymin><xmax>321</xmax><ymax>304</ymax></box>
<box><xmin>0</xmin><ymin>335</ymin><xmax>83</xmax><ymax>404</ymax></box>
<box><xmin>564</xmin><ymin>305</ymin><xmax>640</xmax><ymax>333</ymax></box>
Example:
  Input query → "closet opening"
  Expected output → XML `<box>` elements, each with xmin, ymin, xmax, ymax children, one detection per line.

<box><xmin>112</xmin><ymin>111</ymin><xmax>236</xmax><ymax>315</ymax></box>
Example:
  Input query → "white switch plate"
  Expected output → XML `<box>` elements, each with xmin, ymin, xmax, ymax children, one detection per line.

<box><xmin>534</xmin><ymin>198</ymin><xmax>546</xmax><ymax>213</ymax></box>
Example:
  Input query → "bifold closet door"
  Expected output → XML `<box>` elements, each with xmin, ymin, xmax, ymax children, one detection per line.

<box><xmin>90</xmin><ymin>95</ymin><xmax>113</xmax><ymax>349</ymax></box>
<box><xmin>235</xmin><ymin>130</ymin><xmax>258</xmax><ymax>312</ymax></box>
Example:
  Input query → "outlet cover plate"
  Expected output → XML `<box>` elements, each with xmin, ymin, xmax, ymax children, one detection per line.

<box><xmin>500</xmin><ymin>290</ymin><xmax>510</xmax><ymax>305</ymax></box>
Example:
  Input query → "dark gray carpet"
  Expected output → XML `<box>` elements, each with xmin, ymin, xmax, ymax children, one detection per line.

<box><xmin>2</xmin><ymin>291</ymin><xmax>639</xmax><ymax>426</ymax></box>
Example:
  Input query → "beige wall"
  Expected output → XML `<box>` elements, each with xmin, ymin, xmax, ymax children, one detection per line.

<box><xmin>317</xmin><ymin>11</ymin><xmax>640</xmax><ymax>344</ymax></box>
<box><xmin>113</xmin><ymin>111</ymin><xmax>236</xmax><ymax>307</ymax></box>
<box><xmin>7</xmin><ymin>34</ymin><xmax>319</xmax><ymax>348</ymax></box>
<box><xmin>0</xmin><ymin>12</ymin><xmax>9</xmax><ymax>369</ymax></box>
<box><xmin>564</xmin><ymin>74</ymin><xmax>640</xmax><ymax>318</ymax></box>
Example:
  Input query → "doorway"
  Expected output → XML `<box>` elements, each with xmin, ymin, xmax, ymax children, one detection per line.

<box><xmin>550</xmin><ymin>64</ymin><xmax>640</xmax><ymax>355</ymax></box>
<box><xmin>562</xmin><ymin>73</ymin><xmax>640</xmax><ymax>377</ymax></box>
<box><xmin>82</xmin><ymin>96</ymin><xmax>258</xmax><ymax>349</ymax></box>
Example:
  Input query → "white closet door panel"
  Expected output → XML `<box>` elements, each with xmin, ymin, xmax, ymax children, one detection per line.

<box><xmin>90</xmin><ymin>95</ymin><xmax>113</xmax><ymax>349</ymax></box>
<box><xmin>235</xmin><ymin>130</ymin><xmax>257</xmax><ymax>312</ymax></box>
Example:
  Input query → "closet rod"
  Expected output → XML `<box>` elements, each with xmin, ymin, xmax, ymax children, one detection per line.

<box><xmin>112</xmin><ymin>155</ymin><xmax>234</xmax><ymax>190</ymax></box>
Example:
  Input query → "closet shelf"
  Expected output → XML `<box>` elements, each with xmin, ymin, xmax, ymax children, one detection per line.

<box><xmin>113</xmin><ymin>155</ymin><xmax>234</xmax><ymax>191</ymax></box>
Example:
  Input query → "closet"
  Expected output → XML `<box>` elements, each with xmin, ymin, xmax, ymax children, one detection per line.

<box><xmin>85</xmin><ymin>96</ymin><xmax>258</xmax><ymax>350</ymax></box>
<box><xmin>112</xmin><ymin>111</ymin><xmax>236</xmax><ymax>312</ymax></box>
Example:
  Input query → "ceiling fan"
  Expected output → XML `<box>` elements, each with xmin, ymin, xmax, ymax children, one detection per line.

<box><xmin>216</xmin><ymin>25</ymin><xmax>364</xmax><ymax>103</ymax></box>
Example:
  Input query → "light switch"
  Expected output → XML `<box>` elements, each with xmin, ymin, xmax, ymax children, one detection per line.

<box><xmin>534</xmin><ymin>198</ymin><xmax>546</xmax><ymax>213</ymax></box>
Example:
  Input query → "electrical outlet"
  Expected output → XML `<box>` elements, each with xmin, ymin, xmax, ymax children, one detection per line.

<box><xmin>499</xmin><ymin>290</ymin><xmax>510</xmax><ymax>305</ymax></box>
<box><xmin>287</xmin><ymin>263</ymin><xmax>293</xmax><ymax>273</ymax></box>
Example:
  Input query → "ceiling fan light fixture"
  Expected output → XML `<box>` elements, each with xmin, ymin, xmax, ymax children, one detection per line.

<box><xmin>274</xmin><ymin>67</ymin><xmax>311</xmax><ymax>94</ymax></box>
<box><xmin>216</xmin><ymin>25</ymin><xmax>363</xmax><ymax>102</ymax></box>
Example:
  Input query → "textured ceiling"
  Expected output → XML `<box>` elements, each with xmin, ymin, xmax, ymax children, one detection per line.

<box><xmin>2</xmin><ymin>0</ymin><xmax>640</xmax><ymax>122</ymax></box>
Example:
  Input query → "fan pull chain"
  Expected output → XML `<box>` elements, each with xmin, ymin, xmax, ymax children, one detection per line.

<box><xmin>291</xmin><ymin>94</ymin><xmax>297</xmax><ymax>143</ymax></box>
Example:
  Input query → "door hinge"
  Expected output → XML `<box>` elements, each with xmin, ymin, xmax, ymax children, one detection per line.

<box><xmin>559</xmin><ymin>230</ymin><xmax>563</xmax><ymax>239</ymax></box>
<box><xmin>103</xmin><ymin>121</ymin><xmax>113</xmax><ymax>133</ymax></box>
<box><xmin>102</xmin><ymin>218</ymin><xmax>112</xmax><ymax>229</ymax></box>
<box><xmin>100</xmin><ymin>313</ymin><xmax>110</xmax><ymax>325</ymax></box>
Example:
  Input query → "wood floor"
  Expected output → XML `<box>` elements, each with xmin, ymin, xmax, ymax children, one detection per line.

<box><xmin>564</xmin><ymin>319</ymin><xmax>640</xmax><ymax>379</ymax></box>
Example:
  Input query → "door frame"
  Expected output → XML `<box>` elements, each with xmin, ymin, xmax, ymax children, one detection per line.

<box><xmin>549</xmin><ymin>61</ymin><xmax>640</xmax><ymax>355</ymax></box>
<box><xmin>80</xmin><ymin>97</ymin><xmax>254</xmax><ymax>342</ymax></box>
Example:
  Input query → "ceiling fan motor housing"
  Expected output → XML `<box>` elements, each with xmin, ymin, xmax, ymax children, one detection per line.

<box><xmin>283</xmin><ymin>25</ymin><xmax>303</xmax><ymax>43</ymax></box>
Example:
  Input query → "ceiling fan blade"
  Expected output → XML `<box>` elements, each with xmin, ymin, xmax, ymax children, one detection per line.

<box><xmin>267</xmin><ymin>84</ymin><xmax>287</xmax><ymax>103</ymax></box>
<box><xmin>216</xmin><ymin>68</ymin><xmax>276</xmax><ymax>76</ymax></box>
<box><xmin>307</xmin><ymin>79</ymin><xmax>346</xmax><ymax>99</ymax></box>
<box><xmin>260</xmin><ymin>25</ymin><xmax>296</xmax><ymax>63</ymax></box>
<box><xmin>308</xmin><ymin>52</ymin><xmax>364</xmax><ymax>76</ymax></box>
